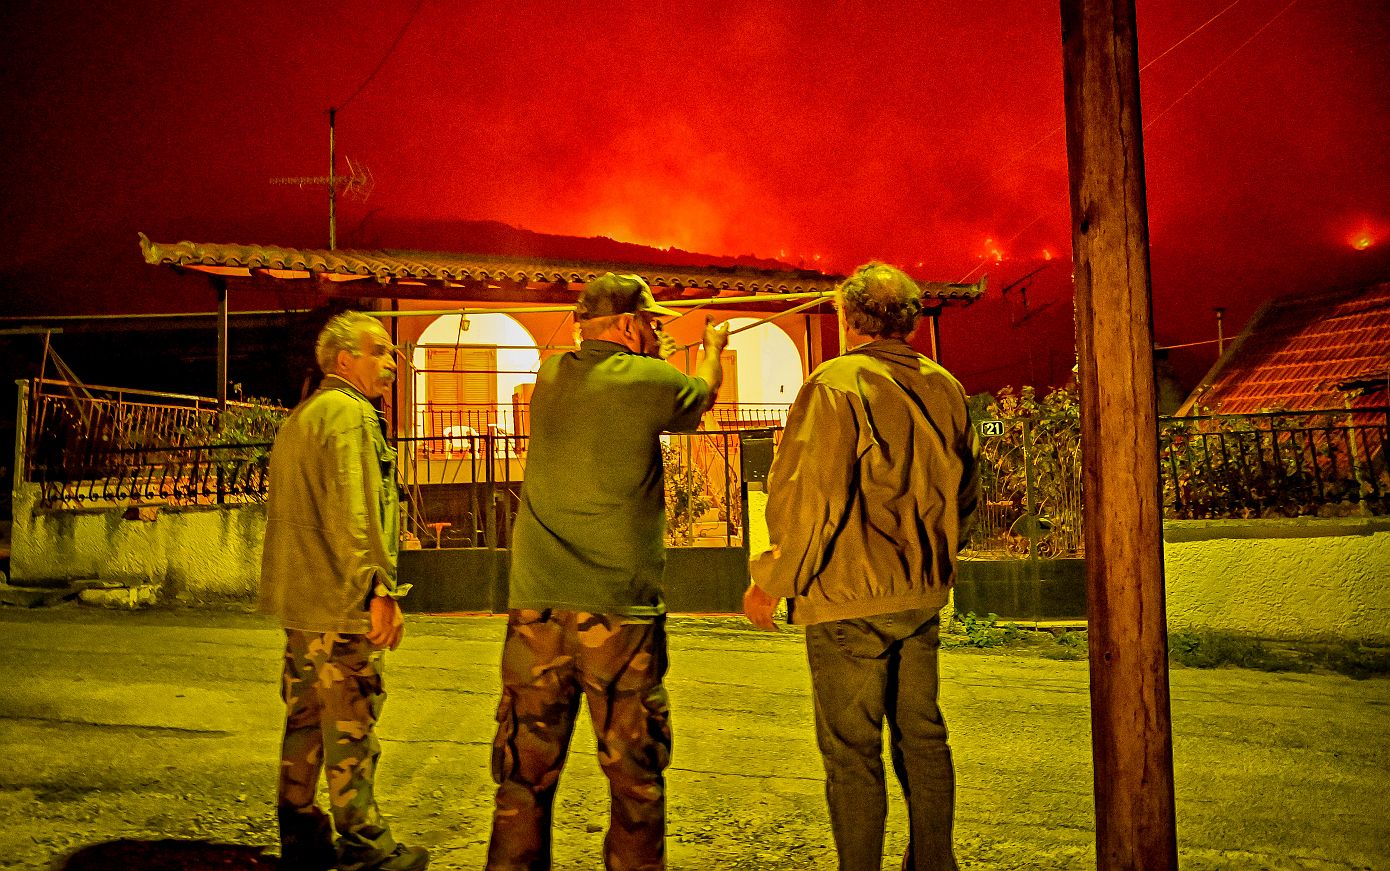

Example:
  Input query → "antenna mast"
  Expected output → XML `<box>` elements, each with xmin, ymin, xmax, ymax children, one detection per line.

<box><xmin>269</xmin><ymin>108</ymin><xmax>374</xmax><ymax>250</ymax></box>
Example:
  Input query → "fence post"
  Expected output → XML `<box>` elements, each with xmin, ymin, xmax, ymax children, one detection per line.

<box><xmin>14</xmin><ymin>379</ymin><xmax>30</xmax><ymax>498</ymax></box>
<box><xmin>484</xmin><ymin>428</ymin><xmax>498</xmax><ymax>549</ymax></box>
<box><xmin>1023</xmin><ymin>416</ymin><xmax>1038</xmax><ymax>561</ymax></box>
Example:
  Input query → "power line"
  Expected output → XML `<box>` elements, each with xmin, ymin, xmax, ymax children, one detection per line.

<box><xmin>952</xmin><ymin>0</ymin><xmax>1301</xmax><ymax>283</ymax></box>
<box><xmin>338</xmin><ymin>0</ymin><xmax>427</xmax><ymax>111</ymax></box>
<box><xmin>1143</xmin><ymin>0</ymin><xmax>1301</xmax><ymax>130</ymax></box>
<box><xmin>935</xmin><ymin>0</ymin><xmax>1251</xmax><ymax>238</ymax></box>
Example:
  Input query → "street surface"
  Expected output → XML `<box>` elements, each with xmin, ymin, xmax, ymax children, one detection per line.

<box><xmin>0</xmin><ymin>607</ymin><xmax>1387</xmax><ymax>870</ymax></box>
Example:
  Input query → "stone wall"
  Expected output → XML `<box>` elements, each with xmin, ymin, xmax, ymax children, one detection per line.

<box><xmin>9</xmin><ymin>484</ymin><xmax>264</xmax><ymax>602</ymax></box>
<box><xmin>1163</xmin><ymin>517</ymin><xmax>1390</xmax><ymax>644</ymax></box>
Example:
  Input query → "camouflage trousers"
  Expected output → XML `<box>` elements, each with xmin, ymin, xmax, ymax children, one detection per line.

<box><xmin>278</xmin><ymin>629</ymin><xmax>398</xmax><ymax>870</ymax></box>
<box><xmin>487</xmin><ymin>609</ymin><xmax>671</xmax><ymax>871</ymax></box>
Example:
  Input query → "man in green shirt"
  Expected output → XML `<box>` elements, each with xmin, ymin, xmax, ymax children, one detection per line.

<box><xmin>486</xmin><ymin>273</ymin><xmax>727</xmax><ymax>871</ymax></box>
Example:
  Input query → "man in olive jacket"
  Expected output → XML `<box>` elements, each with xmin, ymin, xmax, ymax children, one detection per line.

<box><xmin>745</xmin><ymin>263</ymin><xmax>979</xmax><ymax>871</ymax></box>
<box><xmin>260</xmin><ymin>311</ymin><xmax>428</xmax><ymax>871</ymax></box>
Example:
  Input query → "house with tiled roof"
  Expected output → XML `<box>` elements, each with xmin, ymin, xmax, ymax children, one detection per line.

<box><xmin>1179</xmin><ymin>280</ymin><xmax>1390</xmax><ymax>418</ymax></box>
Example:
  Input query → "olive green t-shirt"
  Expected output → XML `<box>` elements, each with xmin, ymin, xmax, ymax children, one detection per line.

<box><xmin>508</xmin><ymin>340</ymin><xmax>711</xmax><ymax>615</ymax></box>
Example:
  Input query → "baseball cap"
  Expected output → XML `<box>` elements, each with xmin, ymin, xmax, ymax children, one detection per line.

<box><xmin>575</xmin><ymin>272</ymin><xmax>679</xmax><ymax>321</ymax></box>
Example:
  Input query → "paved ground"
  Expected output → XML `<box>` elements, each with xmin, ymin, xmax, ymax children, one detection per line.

<box><xmin>0</xmin><ymin>606</ymin><xmax>1386</xmax><ymax>870</ymax></box>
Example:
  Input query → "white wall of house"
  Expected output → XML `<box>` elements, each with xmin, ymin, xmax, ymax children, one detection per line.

<box><xmin>1163</xmin><ymin>517</ymin><xmax>1390</xmax><ymax>644</ymax></box>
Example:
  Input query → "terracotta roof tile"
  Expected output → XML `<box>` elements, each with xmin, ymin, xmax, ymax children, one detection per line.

<box><xmin>137</xmin><ymin>234</ymin><xmax>985</xmax><ymax>302</ymax></box>
<box><xmin>1183</xmin><ymin>281</ymin><xmax>1390</xmax><ymax>416</ymax></box>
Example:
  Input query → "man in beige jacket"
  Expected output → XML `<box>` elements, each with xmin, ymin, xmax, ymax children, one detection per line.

<box><xmin>260</xmin><ymin>311</ymin><xmax>428</xmax><ymax>871</ymax></box>
<box><xmin>745</xmin><ymin>263</ymin><xmax>979</xmax><ymax>871</ymax></box>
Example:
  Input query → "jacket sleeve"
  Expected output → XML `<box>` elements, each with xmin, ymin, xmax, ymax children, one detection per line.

<box><xmin>750</xmin><ymin>382</ymin><xmax>859</xmax><ymax>599</ymax></box>
<box><xmin>326</xmin><ymin>412</ymin><xmax>402</xmax><ymax>599</ymax></box>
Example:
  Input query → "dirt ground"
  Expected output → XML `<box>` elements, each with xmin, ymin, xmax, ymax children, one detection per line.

<box><xmin>1</xmin><ymin>606</ymin><xmax>1387</xmax><ymax>870</ymax></box>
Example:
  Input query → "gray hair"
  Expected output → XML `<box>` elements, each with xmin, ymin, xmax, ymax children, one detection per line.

<box><xmin>315</xmin><ymin>311</ymin><xmax>383</xmax><ymax>374</ymax></box>
<box><xmin>838</xmin><ymin>262</ymin><xmax>924</xmax><ymax>338</ymax></box>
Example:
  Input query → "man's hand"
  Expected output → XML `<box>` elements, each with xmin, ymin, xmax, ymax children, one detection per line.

<box><xmin>657</xmin><ymin>328</ymin><xmax>678</xmax><ymax>360</ymax></box>
<box><xmin>704</xmin><ymin>317</ymin><xmax>730</xmax><ymax>355</ymax></box>
<box><xmin>367</xmin><ymin>594</ymin><xmax>405</xmax><ymax>650</ymax></box>
<box><xmin>743</xmin><ymin>582</ymin><xmax>780</xmax><ymax>631</ymax></box>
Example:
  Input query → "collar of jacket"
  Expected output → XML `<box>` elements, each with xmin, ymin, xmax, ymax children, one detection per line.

<box><xmin>318</xmin><ymin>374</ymin><xmax>369</xmax><ymax>401</ymax></box>
<box><xmin>579</xmin><ymin>339</ymin><xmax>632</xmax><ymax>355</ymax></box>
<box><xmin>846</xmin><ymin>337</ymin><xmax>919</xmax><ymax>364</ymax></box>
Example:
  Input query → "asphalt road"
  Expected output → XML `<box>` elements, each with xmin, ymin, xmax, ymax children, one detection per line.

<box><xmin>0</xmin><ymin>606</ymin><xmax>1386</xmax><ymax>870</ymax></box>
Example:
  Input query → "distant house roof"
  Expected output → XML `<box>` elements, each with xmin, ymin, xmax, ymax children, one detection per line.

<box><xmin>138</xmin><ymin>234</ymin><xmax>986</xmax><ymax>306</ymax></box>
<box><xmin>1179</xmin><ymin>281</ymin><xmax>1390</xmax><ymax>415</ymax></box>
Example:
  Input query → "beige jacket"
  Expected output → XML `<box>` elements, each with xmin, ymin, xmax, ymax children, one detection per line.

<box><xmin>751</xmin><ymin>340</ymin><xmax>979</xmax><ymax>624</ymax></box>
<box><xmin>258</xmin><ymin>376</ymin><xmax>405</xmax><ymax>634</ymax></box>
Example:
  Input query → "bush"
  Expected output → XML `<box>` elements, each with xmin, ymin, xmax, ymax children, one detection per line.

<box><xmin>952</xmin><ymin>612</ymin><xmax>1025</xmax><ymax>649</ymax></box>
<box><xmin>1168</xmin><ymin>630</ymin><xmax>1307</xmax><ymax>672</ymax></box>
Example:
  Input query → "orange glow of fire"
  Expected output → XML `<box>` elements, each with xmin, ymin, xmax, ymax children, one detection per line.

<box><xmin>1351</xmin><ymin>232</ymin><xmax>1373</xmax><ymax>250</ymax></box>
<box><xmin>978</xmin><ymin>237</ymin><xmax>1004</xmax><ymax>263</ymax></box>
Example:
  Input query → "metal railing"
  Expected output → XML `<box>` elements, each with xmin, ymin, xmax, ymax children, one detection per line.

<box><xmin>416</xmin><ymin>404</ymin><xmax>531</xmax><ymax>448</ymax></box>
<box><xmin>968</xmin><ymin>405</ymin><xmax>1390</xmax><ymax>558</ymax></box>
<box><xmin>396</xmin><ymin>428</ymin><xmax>750</xmax><ymax>549</ymax></box>
<box><xmin>32</xmin><ymin>443</ymin><xmax>274</xmax><ymax>507</ymax></box>
<box><xmin>707</xmin><ymin>403</ymin><xmax>792</xmax><ymax>431</ymax></box>
<box><xmin>1162</xmin><ymin>408</ymin><xmax>1389</xmax><ymax>519</ymax></box>
<box><xmin>412</xmin><ymin>402</ymin><xmax>793</xmax><ymax>453</ymax></box>
<box><xmin>22</xmin><ymin>378</ymin><xmax>284</xmax><ymax>508</ymax></box>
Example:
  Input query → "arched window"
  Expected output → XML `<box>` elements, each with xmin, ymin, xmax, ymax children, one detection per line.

<box><xmin>412</xmin><ymin>314</ymin><xmax>539</xmax><ymax>451</ymax></box>
<box><xmin>718</xmin><ymin>317</ymin><xmax>804</xmax><ymax>428</ymax></box>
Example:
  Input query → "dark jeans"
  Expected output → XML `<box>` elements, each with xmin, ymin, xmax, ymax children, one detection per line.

<box><xmin>805</xmin><ymin>608</ymin><xmax>958</xmax><ymax>871</ymax></box>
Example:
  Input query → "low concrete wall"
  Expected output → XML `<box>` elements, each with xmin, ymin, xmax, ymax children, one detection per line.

<box><xmin>12</xmin><ymin>481</ymin><xmax>1389</xmax><ymax>642</ymax></box>
<box><xmin>955</xmin><ymin>558</ymin><xmax>1087</xmax><ymax>621</ymax></box>
<box><xmin>9</xmin><ymin>484</ymin><xmax>264</xmax><ymax>602</ymax></box>
<box><xmin>396</xmin><ymin>545</ymin><xmax>750</xmax><ymax>614</ymax></box>
<box><xmin>1164</xmin><ymin>517</ymin><xmax>1390</xmax><ymax>645</ymax></box>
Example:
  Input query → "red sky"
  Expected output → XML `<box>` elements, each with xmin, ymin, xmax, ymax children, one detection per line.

<box><xmin>1</xmin><ymin>0</ymin><xmax>1387</xmax><ymax>390</ymax></box>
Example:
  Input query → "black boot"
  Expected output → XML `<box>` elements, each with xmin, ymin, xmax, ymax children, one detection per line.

<box><xmin>278</xmin><ymin>805</ymin><xmax>337</xmax><ymax>871</ymax></box>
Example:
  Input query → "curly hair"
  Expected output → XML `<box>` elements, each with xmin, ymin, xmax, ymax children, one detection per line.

<box><xmin>838</xmin><ymin>262</ymin><xmax>924</xmax><ymax>338</ymax></box>
<box><xmin>314</xmin><ymin>311</ymin><xmax>383</xmax><ymax>374</ymax></box>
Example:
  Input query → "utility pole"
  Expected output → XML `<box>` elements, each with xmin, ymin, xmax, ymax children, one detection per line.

<box><xmin>1059</xmin><ymin>1</ymin><xmax>1179</xmax><ymax>869</ymax></box>
<box><xmin>1214</xmin><ymin>307</ymin><xmax>1226</xmax><ymax>356</ymax></box>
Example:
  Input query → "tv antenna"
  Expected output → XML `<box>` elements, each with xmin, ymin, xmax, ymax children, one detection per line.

<box><xmin>269</xmin><ymin>108</ymin><xmax>374</xmax><ymax>250</ymax></box>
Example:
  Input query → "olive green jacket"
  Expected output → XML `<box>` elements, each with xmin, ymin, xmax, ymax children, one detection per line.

<box><xmin>258</xmin><ymin>376</ymin><xmax>405</xmax><ymax>634</ymax></box>
<box><xmin>751</xmin><ymin>340</ymin><xmax>979</xmax><ymax>624</ymax></box>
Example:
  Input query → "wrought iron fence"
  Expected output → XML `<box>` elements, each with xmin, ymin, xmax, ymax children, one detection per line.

<box><xmin>708</xmin><ymin>403</ymin><xmax>792</xmax><ymax>431</ymax></box>
<box><xmin>415</xmin><ymin>403</ymin><xmax>531</xmax><ymax>451</ymax></box>
<box><xmin>1162</xmin><ymin>408</ymin><xmax>1390</xmax><ymax>519</ymax></box>
<box><xmin>968</xmin><ymin>405</ymin><xmax>1390</xmax><ymax>558</ymax></box>
<box><xmin>969</xmin><ymin>413</ymin><xmax>1084</xmax><ymax>559</ymax></box>
<box><xmin>32</xmin><ymin>443</ymin><xmax>274</xmax><ymax>507</ymax></box>
<box><xmin>395</xmin><ymin>428</ymin><xmax>749</xmax><ymax>550</ymax></box>
<box><xmin>22</xmin><ymin>378</ymin><xmax>285</xmax><ymax>509</ymax></box>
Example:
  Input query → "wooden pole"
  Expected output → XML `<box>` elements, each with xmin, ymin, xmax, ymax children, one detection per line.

<box><xmin>1058</xmin><ymin>1</ymin><xmax>1178</xmax><ymax>869</ymax></box>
